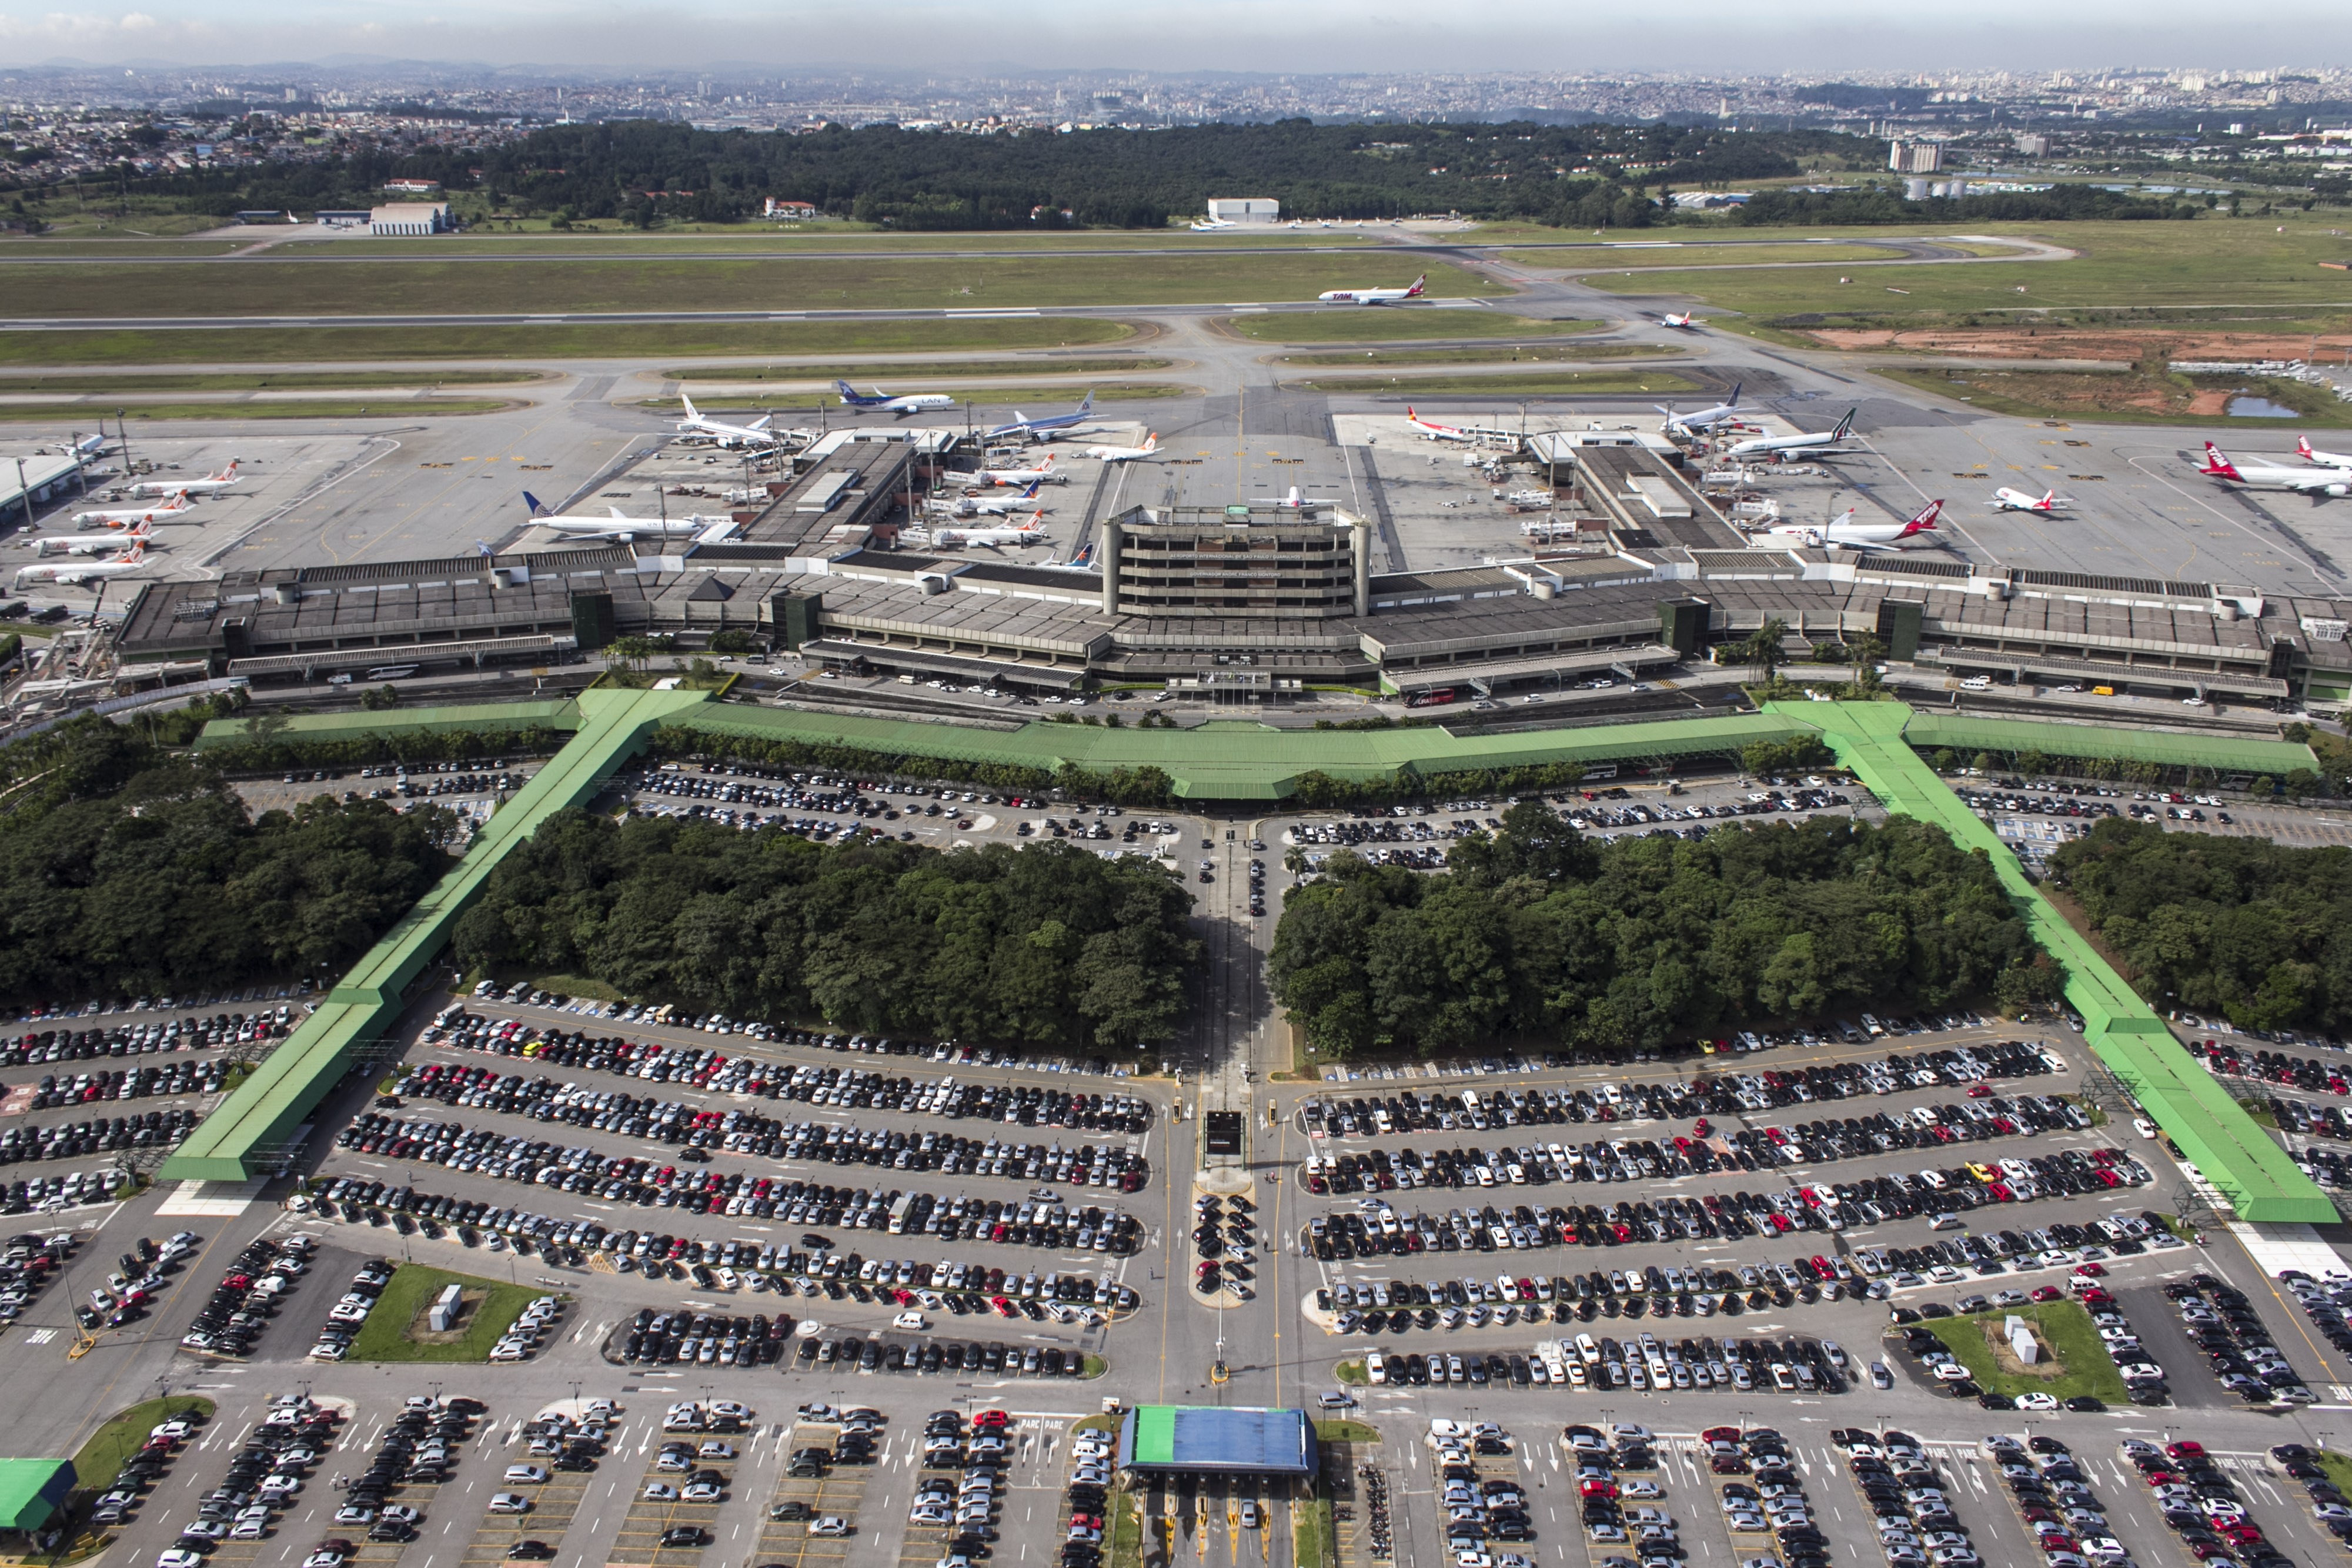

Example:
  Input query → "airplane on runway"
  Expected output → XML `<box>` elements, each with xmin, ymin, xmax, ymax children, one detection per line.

<box><xmin>128</xmin><ymin>459</ymin><xmax>240</xmax><ymax>499</ymax></box>
<box><xmin>2199</xmin><ymin>442</ymin><xmax>2352</xmax><ymax>496</ymax></box>
<box><xmin>2298</xmin><ymin>436</ymin><xmax>2352</xmax><ymax>470</ymax></box>
<box><xmin>1990</xmin><ymin>487</ymin><xmax>2069</xmax><ymax>513</ymax></box>
<box><xmin>987</xmin><ymin>393</ymin><xmax>1100</xmax><ymax>443</ymax></box>
<box><xmin>675</xmin><ymin>394</ymin><xmax>776</xmax><ymax>447</ymax></box>
<box><xmin>1719</xmin><ymin>409</ymin><xmax>1858</xmax><ymax>461</ymax></box>
<box><xmin>927</xmin><ymin>482</ymin><xmax>1047</xmax><ymax>519</ymax></box>
<box><xmin>835</xmin><ymin>381</ymin><xmax>956</xmax><ymax>417</ymax></box>
<box><xmin>1082</xmin><ymin>433</ymin><xmax>1167</xmax><ymax>462</ymax></box>
<box><xmin>1659</xmin><ymin>311</ymin><xmax>1700</xmax><ymax>329</ymax></box>
<box><xmin>930</xmin><ymin>518</ymin><xmax>1048</xmax><ymax>549</ymax></box>
<box><xmin>1656</xmin><ymin>384</ymin><xmax>1744</xmax><ymax>434</ymax></box>
<box><xmin>14</xmin><ymin>541</ymin><xmax>151</xmax><ymax>589</ymax></box>
<box><xmin>521</xmin><ymin>492</ymin><xmax>722</xmax><ymax>539</ymax></box>
<box><xmin>1250</xmin><ymin>486</ymin><xmax>1342</xmax><ymax>512</ymax></box>
<box><xmin>69</xmin><ymin>494</ymin><xmax>193</xmax><ymax>530</ymax></box>
<box><xmin>27</xmin><ymin>520</ymin><xmax>152</xmax><ymax>557</ymax></box>
<box><xmin>1749</xmin><ymin>499</ymin><xmax>1943</xmax><ymax>553</ymax></box>
<box><xmin>1316</xmin><ymin>274</ymin><xmax>1426</xmax><ymax>306</ymax></box>
<box><xmin>1190</xmin><ymin>219</ymin><xmax>1236</xmax><ymax>232</ymax></box>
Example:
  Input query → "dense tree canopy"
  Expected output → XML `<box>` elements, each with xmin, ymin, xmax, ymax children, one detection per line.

<box><xmin>2050</xmin><ymin>818</ymin><xmax>2352</xmax><ymax>1031</ymax></box>
<box><xmin>1270</xmin><ymin>803</ymin><xmax>2058</xmax><ymax>1057</ymax></box>
<box><xmin>452</xmin><ymin>811</ymin><xmax>1200</xmax><ymax>1050</ymax></box>
<box><xmin>0</xmin><ymin>721</ymin><xmax>457</xmax><ymax>1006</ymax></box>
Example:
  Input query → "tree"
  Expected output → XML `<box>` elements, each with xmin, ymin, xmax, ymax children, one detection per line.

<box><xmin>606</xmin><ymin>636</ymin><xmax>653</xmax><ymax>673</ymax></box>
<box><xmin>1735</xmin><ymin>617</ymin><xmax>1790</xmax><ymax>683</ymax></box>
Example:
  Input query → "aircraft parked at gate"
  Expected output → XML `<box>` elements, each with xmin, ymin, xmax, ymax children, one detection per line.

<box><xmin>1749</xmin><ymin>499</ymin><xmax>1943</xmax><ymax>553</ymax></box>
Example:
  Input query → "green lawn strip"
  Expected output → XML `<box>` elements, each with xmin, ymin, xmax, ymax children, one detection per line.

<box><xmin>344</xmin><ymin>1264</ymin><xmax>544</xmax><ymax>1362</ymax></box>
<box><xmin>1279</xmin><ymin>343</ymin><xmax>1676</xmax><ymax>367</ymax></box>
<box><xmin>1461</xmin><ymin>220</ymin><xmax>2065</xmax><ymax>247</ymax></box>
<box><xmin>2311</xmin><ymin>1450</ymin><xmax>2352</xmax><ymax>1496</ymax></box>
<box><xmin>1291</xmin><ymin>370</ymin><xmax>1700</xmax><ymax>396</ymax></box>
<box><xmin>1873</xmin><ymin>365</ymin><xmax>2352</xmax><ymax>430</ymax></box>
<box><xmin>0</xmin><ymin>370</ymin><xmax>547</xmax><ymax>393</ymax></box>
<box><xmin>632</xmin><ymin>381</ymin><xmax>1185</xmax><ymax>413</ymax></box>
<box><xmin>1223</xmin><ymin>311</ymin><xmax>1579</xmax><ymax>344</ymax></box>
<box><xmin>0</xmin><ymin>317</ymin><xmax>1137</xmax><ymax>367</ymax></box>
<box><xmin>1333</xmin><ymin>1359</ymin><xmax>1369</xmax><ymax>1384</ymax></box>
<box><xmin>1916</xmin><ymin>1300</ymin><xmax>2129</xmax><ymax>1403</ymax></box>
<box><xmin>71</xmin><ymin>1396</ymin><xmax>218</xmax><ymax>1489</ymax></box>
<box><xmin>1292</xmin><ymin>1489</ymin><xmax>1332</xmax><ymax>1568</ymax></box>
<box><xmin>0</xmin><ymin>399</ymin><xmax>517</xmax><ymax>422</ymax></box>
<box><xmin>1506</xmin><ymin>243</ymin><xmax>1909</xmax><ymax>269</ymax></box>
<box><xmin>1312</xmin><ymin>1421</ymin><xmax>1380</xmax><ymax>1443</ymax></box>
<box><xmin>662</xmin><ymin>357</ymin><xmax>1172</xmax><ymax>382</ymax></box>
<box><xmin>0</xmin><ymin>255</ymin><xmax>1508</xmax><ymax>319</ymax></box>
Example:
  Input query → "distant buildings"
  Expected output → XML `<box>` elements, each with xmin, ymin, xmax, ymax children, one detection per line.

<box><xmin>2012</xmin><ymin>131</ymin><xmax>2050</xmax><ymax>156</ymax></box>
<box><xmin>383</xmin><ymin>177</ymin><xmax>443</xmax><ymax>195</ymax></box>
<box><xmin>1888</xmin><ymin>140</ymin><xmax>1945</xmax><ymax>173</ymax></box>
<box><xmin>370</xmin><ymin>202</ymin><xmax>452</xmax><ymax>235</ymax></box>
<box><xmin>1207</xmin><ymin>198</ymin><xmax>1279</xmax><ymax>224</ymax></box>
<box><xmin>763</xmin><ymin>198</ymin><xmax>820</xmax><ymax>219</ymax></box>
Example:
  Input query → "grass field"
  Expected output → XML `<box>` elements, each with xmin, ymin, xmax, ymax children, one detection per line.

<box><xmin>313</xmin><ymin>230</ymin><xmax>1379</xmax><ymax>255</ymax></box>
<box><xmin>0</xmin><ymin>240</ymin><xmax>243</xmax><ymax>256</ymax></box>
<box><xmin>345</xmin><ymin>1263</ymin><xmax>544</xmax><ymax>1362</ymax></box>
<box><xmin>1505</xmin><ymin>242</ymin><xmax>1909</xmax><ymax>269</ymax></box>
<box><xmin>1582</xmin><ymin>218</ymin><xmax>2352</xmax><ymax>322</ymax></box>
<box><xmin>1293</xmin><ymin>369</ymin><xmax>1700</xmax><ymax>395</ymax></box>
<box><xmin>1917</xmin><ymin>1300</ymin><xmax>2129</xmax><ymax>1403</ymax></box>
<box><xmin>0</xmin><ymin>397</ymin><xmax>519</xmax><ymax>423</ymax></box>
<box><xmin>0</xmin><ymin>316</ymin><xmax>1137</xmax><ymax>367</ymax></box>
<box><xmin>71</xmin><ymin>1396</ymin><xmax>217</xmax><ymax>1490</ymax></box>
<box><xmin>0</xmin><ymin>369</ymin><xmax>547</xmax><ymax>393</ymax></box>
<box><xmin>1223</xmin><ymin>310</ymin><xmax>1583</xmax><ymax>344</ymax></box>
<box><xmin>634</xmin><ymin>380</ymin><xmax>1184</xmax><ymax>411</ymax></box>
<box><xmin>1278</xmin><ymin>342</ymin><xmax>1677</xmax><ymax>367</ymax></box>
<box><xmin>662</xmin><ymin>356</ymin><xmax>1172</xmax><ymax>381</ymax></box>
<box><xmin>1294</xmin><ymin>1489</ymin><xmax>1334</xmax><ymax>1568</ymax></box>
<box><xmin>1874</xmin><ymin>365</ymin><xmax>2352</xmax><ymax>429</ymax></box>
<box><xmin>0</xmin><ymin>255</ymin><xmax>1507</xmax><ymax>319</ymax></box>
<box><xmin>1312</xmin><ymin>1420</ymin><xmax>1380</xmax><ymax>1443</ymax></box>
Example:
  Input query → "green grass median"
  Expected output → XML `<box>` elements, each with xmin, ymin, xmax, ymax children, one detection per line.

<box><xmin>345</xmin><ymin>1264</ymin><xmax>544</xmax><ymax>1363</ymax></box>
<box><xmin>71</xmin><ymin>1396</ymin><xmax>216</xmax><ymax>1489</ymax></box>
<box><xmin>1915</xmin><ymin>1299</ymin><xmax>2129</xmax><ymax>1405</ymax></box>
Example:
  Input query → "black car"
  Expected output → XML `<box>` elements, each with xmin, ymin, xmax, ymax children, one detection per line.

<box><xmin>661</xmin><ymin>1527</ymin><xmax>709</xmax><ymax>1547</ymax></box>
<box><xmin>506</xmin><ymin>1544</ymin><xmax>554</xmax><ymax>1561</ymax></box>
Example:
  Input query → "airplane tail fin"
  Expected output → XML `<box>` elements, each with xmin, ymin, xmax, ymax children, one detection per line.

<box><xmin>2040</xmin><ymin>490</ymin><xmax>2055</xmax><ymax>508</ymax></box>
<box><xmin>120</xmin><ymin>544</ymin><xmax>145</xmax><ymax>565</ymax></box>
<box><xmin>1406</xmin><ymin>275</ymin><xmax>1426</xmax><ymax>296</ymax></box>
<box><xmin>126</xmin><ymin>520</ymin><xmax>153</xmax><ymax>541</ymax></box>
<box><xmin>523</xmin><ymin>491</ymin><xmax>552</xmax><ymax>517</ymax></box>
<box><xmin>834</xmin><ymin>380</ymin><xmax>859</xmax><ymax>400</ymax></box>
<box><xmin>1141</xmin><ymin>433</ymin><xmax>1157</xmax><ymax>453</ymax></box>
<box><xmin>2300</xmin><ymin>436</ymin><xmax>2317</xmax><ymax>461</ymax></box>
<box><xmin>1077</xmin><ymin>391</ymin><xmax>1094</xmax><ymax>414</ymax></box>
<box><xmin>1726</xmin><ymin>382</ymin><xmax>1741</xmax><ymax>407</ymax></box>
<box><xmin>680</xmin><ymin>393</ymin><xmax>699</xmax><ymax>419</ymax></box>
<box><xmin>1020</xmin><ymin>481</ymin><xmax>1041</xmax><ymax>499</ymax></box>
<box><xmin>1069</xmin><ymin>543</ymin><xmax>1093</xmax><ymax>569</ymax></box>
<box><xmin>2201</xmin><ymin>442</ymin><xmax>2243</xmax><ymax>479</ymax></box>
<box><xmin>1901</xmin><ymin>499</ymin><xmax>1944</xmax><ymax>535</ymax></box>
<box><xmin>1830</xmin><ymin>408</ymin><xmax>1857</xmax><ymax>440</ymax></box>
<box><xmin>751</xmin><ymin>415</ymin><xmax>773</xmax><ymax>432</ymax></box>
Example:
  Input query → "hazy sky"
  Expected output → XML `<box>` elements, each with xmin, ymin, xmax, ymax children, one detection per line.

<box><xmin>4</xmin><ymin>0</ymin><xmax>2347</xmax><ymax>76</ymax></box>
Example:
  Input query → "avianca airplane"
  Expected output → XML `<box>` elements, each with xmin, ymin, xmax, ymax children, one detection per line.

<box><xmin>1082</xmin><ymin>433</ymin><xmax>1166</xmax><ymax>462</ymax></box>
<box><xmin>1405</xmin><ymin>406</ymin><xmax>1475</xmax><ymax>443</ymax></box>
<box><xmin>1990</xmin><ymin>487</ymin><xmax>2068</xmax><ymax>513</ymax></box>
<box><xmin>69</xmin><ymin>494</ymin><xmax>193</xmax><ymax>530</ymax></box>
<box><xmin>931</xmin><ymin>517</ymin><xmax>1048</xmax><ymax>549</ymax></box>
<box><xmin>2199</xmin><ymin>442</ymin><xmax>2352</xmax><ymax>496</ymax></box>
<box><xmin>1317</xmin><ymin>273</ymin><xmax>1426</xmax><ymax>305</ymax></box>
<box><xmin>129</xmin><ymin>459</ymin><xmax>240</xmax><ymax>498</ymax></box>
<box><xmin>836</xmin><ymin>381</ymin><xmax>956</xmax><ymax>417</ymax></box>
<box><xmin>1750</xmin><ymin>499</ymin><xmax>1944</xmax><ymax>553</ymax></box>
<box><xmin>675</xmin><ymin>393</ymin><xmax>775</xmax><ymax>447</ymax></box>
<box><xmin>14</xmin><ymin>541</ymin><xmax>151</xmax><ymax>589</ymax></box>
<box><xmin>1720</xmin><ymin>409</ymin><xmax>1858</xmax><ymax>461</ymax></box>
<box><xmin>29</xmin><ymin>520</ymin><xmax>152</xmax><ymax>557</ymax></box>
<box><xmin>2298</xmin><ymin>436</ymin><xmax>2352</xmax><ymax>470</ymax></box>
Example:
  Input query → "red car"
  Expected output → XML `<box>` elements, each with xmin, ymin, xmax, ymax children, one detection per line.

<box><xmin>2166</xmin><ymin>1441</ymin><xmax>2206</xmax><ymax>1460</ymax></box>
<box><xmin>973</xmin><ymin>1410</ymin><xmax>1010</xmax><ymax>1429</ymax></box>
<box><xmin>1702</xmin><ymin>1427</ymin><xmax>1742</xmax><ymax>1444</ymax></box>
<box><xmin>2073</xmin><ymin>1262</ymin><xmax>2107</xmax><ymax>1278</ymax></box>
<box><xmin>2030</xmin><ymin>1286</ymin><xmax>2064</xmax><ymax>1302</ymax></box>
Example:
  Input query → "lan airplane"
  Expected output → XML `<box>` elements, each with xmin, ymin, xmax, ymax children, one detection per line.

<box><xmin>28</xmin><ymin>520</ymin><xmax>152</xmax><ymax>557</ymax></box>
<box><xmin>1719</xmin><ymin>409</ymin><xmax>1858</xmax><ymax>462</ymax></box>
<box><xmin>986</xmin><ymin>392</ymin><xmax>1100</xmax><ymax>443</ymax></box>
<box><xmin>522</xmin><ymin>492</ymin><xmax>721</xmax><ymax>540</ymax></box>
<box><xmin>2199</xmin><ymin>442</ymin><xmax>2352</xmax><ymax>497</ymax></box>
<box><xmin>14</xmin><ymin>541</ymin><xmax>151</xmax><ymax>589</ymax></box>
<box><xmin>1656</xmin><ymin>383</ymin><xmax>1744</xmax><ymax>434</ymax></box>
<box><xmin>836</xmin><ymin>381</ymin><xmax>956</xmax><ymax>417</ymax></box>
<box><xmin>675</xmin><ymin>394</ymin><xmax>776</xmax><ymax>447</ymax></box>
<box><xmin>1750</xmin><ymin>499</ymin><xmax>1943</xmax><ymax>554</ymax></box>
<box><xmin>1082</xmin><ymin>433</ymin><xmax>1166</xmax><ymax>463</ymax></box>
<box><xmin>1317</xmin><ymin>273</ymin><xmax>1426</xmax><ymax>306</ymax></box>
<box><xmin>1990</xmin><ymin>487</ymin><xmax>2068</xmax><ymax>513</ymax></box>
<box><xmin>69</xmin><ymin>494</ymin><xmax>193</xmax><ymax>530</ymax></box>
<box><xmin>129</xmin><ymin>459</ymin><xmax>240</xmax><ymax>498</ymax></box>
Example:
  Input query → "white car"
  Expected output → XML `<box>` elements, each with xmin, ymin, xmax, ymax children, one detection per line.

<box><xmin>2014</xmin><ymin>1393</ymin><xmax>2060</xmax><ymax>1412</ymax></box>
<box><xmin>487</xmin><ymin>1494</ymin><xmax>532</xmax><ymax>1514</ymax></box>
<box><xmin>644</xmin><ymin>1483</ymin><xmax>680</xmax><ymax>1502</ymax></box>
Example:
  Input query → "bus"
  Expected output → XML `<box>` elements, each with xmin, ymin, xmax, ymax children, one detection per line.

<box><xmin>1406</xmin><ymin>687</ymin><xmax>1458</xmax><ymax>708</ymax></box>
<box><xmin>365</xmin><ymin>664</ymin><xmax>420</xmax><ymax>681</ymax></box>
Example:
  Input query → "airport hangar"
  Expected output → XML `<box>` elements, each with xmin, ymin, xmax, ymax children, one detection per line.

<box><xmin>105</xmin><ymin>423</ymin><xmax>2352</xmax><ymax>711</ymax></box>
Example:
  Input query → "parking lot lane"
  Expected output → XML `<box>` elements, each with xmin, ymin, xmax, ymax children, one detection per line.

<box><xmin>453</xmin><ymin>1453</ymin><xmax>592</xmax><ymax>1568</ymax></box>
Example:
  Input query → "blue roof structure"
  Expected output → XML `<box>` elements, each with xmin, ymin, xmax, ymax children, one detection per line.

<box><xmin>1117</xmin><ymin>1406</ymin><xmax>1316</xmax><ymax>1476</ymax></box>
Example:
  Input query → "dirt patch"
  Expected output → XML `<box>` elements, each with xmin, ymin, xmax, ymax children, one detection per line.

<box><xmin>1812</xmin><ymin>326</ymin><xmax>2352</xmax><ymax>362</ymax></box>
<box><xmin>2187</xmin><ymin>390</ymin><xmax>2233</xmax><ymax>416</ymax></box>
<box><xmin>405</xmin><ymin>1286</ymin><xmax>491</xmax><ymax>1344</ymax></box>
<box><xmin>1982</xmin><ymin>1318</ymin><xmax>2065</xmax><ymax>1380</ymax></box>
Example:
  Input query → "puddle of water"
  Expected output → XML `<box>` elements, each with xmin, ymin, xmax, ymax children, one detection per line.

<box><xmin>2227</xmin><ymin>396</ymin><xmax>2301</xmax><ymax>418</ymax></box>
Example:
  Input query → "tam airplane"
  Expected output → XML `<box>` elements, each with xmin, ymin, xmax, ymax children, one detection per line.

<box><xmin>128</xmin><ymin>459</ymin><xmax>240</xmax><ymax>498</ymax></box>
<box><xmin>2298</xmin><ymin>436</ymin><xmax>2352</xmax><ymax>470</ymax></box>
<box><xmin>1082</xmin><ymin>433</ymin><xmax>1167</xmax><ymax>462</ymax></box>
<box><xmin>836</xmin><ymin>380</ymin><xmax>956</xmax><ymax>417</ymax></box>
<box><xmin>931</xmin><ymin>517</ymin><xmax>1048</xmax><ymax>549</ymax></box>
<box><xmin>1750</xmin><ymin>498</ymin><xmax>1943</xmax><ymax>553</ymax></box>
<box><xmin>1317</xmin><ymin>273</ymin><xmax>1426</xmax><ymax>305</ymax></box>
<box><xmin>69</xmin><ymin>494</ymin><xmax>193</xmax><ymax>531</ymax></box>
<box><xmin>28</xmin><ymin>520</ymin><xmax>152</xmax><ymax>557</ymax></box>
<box><xmin>521</xmin><ymin>492</ymin><xmax>720</xmax><ymax>540</ymax></box>
<box><xmin>675</xmin><ymin>394</ymin><xmax>776</xmax><ymax>447</ymax></box>
<box><xmin>2199</xmin><ymin>442</ymin><xmax>2352</xmax><ymax>496</ymax></box>
<box><xmin>1990</xmin><ymin>487</ymin><xmax>2068</xmax><ymax>513</ymax></box>
<box><xmin>1719</xmin><ymin>408</ymin><xmax>1858</xmax><ymax>461</ymax></box>
<box><xmin>14</xmin><ymin>541</ymin><xmax>152</xmax><ymax>589</ymax></box>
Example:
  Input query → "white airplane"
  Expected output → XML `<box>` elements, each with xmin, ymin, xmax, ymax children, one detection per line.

<box><xmin>69</xmin><ymin>494</ymin><xmax>193</xmax><ymax>531</ymax></box>
<box><xmin>931</xmin><ymin>518</ymin><xmax>1048</xmax><ymax>549</ymax></box>
<box><xmin>2298</xmin><ymin>436</ymin><xmax>2352</xmax><ymax>470</ymax></box>
<box><xmin>1405</xmin><ymin>406</ymin><xmax>1475</xmax><ymax>443</ymax></box>
<box><xmin>1719</xmin><ymin>408</ymin><xmax>1858</xmax><ymax>461</ymax></box>
<box><xmin>521</xmin><ymin>492</ymin><xmax>720</xmax><ymax>539</ymax></box>
<box><xmin>1082</xmin><ymin>433</ymin><xmax>1167</xmax><ymax>463</ymax></box>
<box><xmin>1659</xmin><ymin>310</ymin><xmax>1700</xmax><ymax>329</ymax></box>
<box><xmin>46</xmin><ymin>433</ymin><xmax>110</xmax><ymax>458</ymax></box>
<box><xmin>1038</xmin><ymin>542</ymin><xmax>1097</xmax><ymax>571</ymax></box>
<box><xmin>1317</xmin><ymin>273</ymin><xmax>1426</xmax><ymax>306</ymax></box>
<box><xmin>928</xmin><ymin>482</ymin><xmax>1046</xmax><ymax>519</ymax></box>
<box><xmin>1750</xmin><ymin>499</ymin><xmax>1943</xmax><ymax>553</ymax></box>
<box><xmin>28</xmin><ymin>520</ymin><xmax>152</xmax><ymax>558</ymax></box>
<box><xmin>128</xmin><ymin>459</ymin><xmax>240</xmax><ymax>498</ymax></box>
<box><xmin>1656</xmin><ymin>383</ymin><xmax>1744</xmax><ymax>434</ymax></box>
<box><xmin>14</xmin><ymin>541</ymin><xmax>152</xmax><ymax>589</ymax></box>
<box><xmin>974</xmin><ymin>457</ymin><xmax>1063</xmax><ymax>487</ymax></box>
<box><xmin>675</xmin><ymin>394</ymin><xmax>776</xmax><ymax>447</ymax></box>
<box><xmin>836</xmin><ymin>380</ymin><xmax>956</xmax><ymax>417</ymax></box>
<box><xmin>1990</xmin><ymin>487</ymin><xmax>2068</xmax><ymax>513</ymax></box>
<box><xmin>1190</xmin><ymin>219</ymin><xmax>1236</xmax><ymax>232</ymax></box>
<box><xmin>1250</xmin><ymin>486</ymin><xmax>1342</xmax><ymax>511</ymax></box>
<box><xmin>987</xmin><ymin>392</ymin><xmax>1099</xmax><ymax>443</ymax></box>
<box><xmin>2200</xmin><ymin>442</ymin><xmax>2352</xmax><ymax>496</ymax></box>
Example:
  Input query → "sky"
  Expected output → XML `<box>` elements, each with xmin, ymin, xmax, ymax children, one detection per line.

<box><xmin>2</xmin><ymin>0</ymin><xmax>2348</xmax><ymax>77</ymax></box>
